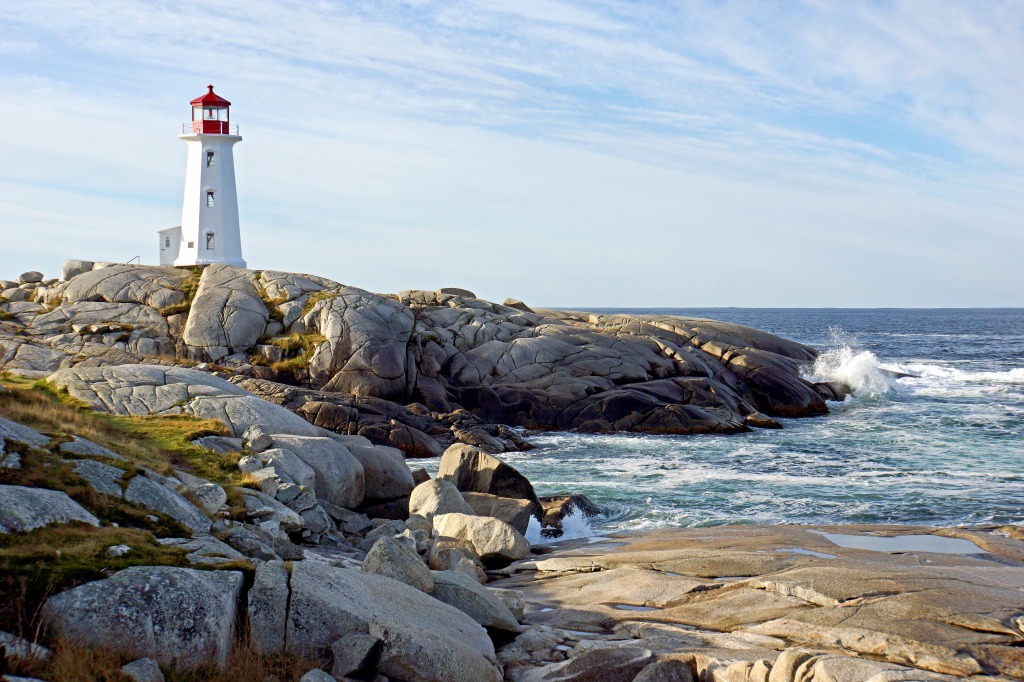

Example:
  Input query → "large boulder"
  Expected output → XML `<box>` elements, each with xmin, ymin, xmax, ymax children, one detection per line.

<box><xmin>270</xmin><ymin>435</ymin><xmax>364</xmax><ymax>509</ymax></box>
<box><xmin>431</xmin><ymin>570</ymin><xmax>520</xmax><ymax>633</ymax></box>
<box><xmin>183</xmin><ymin>265</ymin><xmax>269</xmax><ymax>361</ymax></box>
<box><xmin>302</xmin><ymin>288</ymin><xmax>416</xmax><ymax>400</ymax></box>
<box><xmin>362</xmin><ymin>535</ymin><xmax>434</xmax><ymax>593</ymax></box>
<box><xmin>286</xmin><ymin>562</ymin><xmax>502</xmax><ymax>681</ymax></box>
<box><xmin>433</xmin><ymin>513</ymin><xmax>531</xmax><ymax>564</ymax></box>
<box><xmin>248</xmin><ymin>560</ymin><xmax>290</xmax><ymax>654</ymax></box>
<box><xmin>60</xmin><ymin>265</ymin><xmax>189</xmax><ymax>310</ymax></box>
<box><xmin>347</xmin><ymin>443</ymin><xmax>415</xmax><ymax>501</ymax></box>
<box><xmin>124</xmin><ymin>475</ymin><xmax>211</xmax><ymax>536</ymax></box>
<box><xmin>41</xmin><ymin>567</ymin><xmax>244</xmax><ymax>670</ymax></box>
<box><xmin>462</xmin><ymin>492</ymin><xmax>533</xmax><ymax>536</ymax></box>
<box><xmin>0</xmin><ymin>485</ymin><xmax>100</xmax><ymax>533</ymax></box>
<box><xmin>409</xmin><ymin>479</ymin><xmax>475</xmax><ymax>521</ymax></box>
<box><xmin>437</xmin><ymin>444</ymin><xmax>540</xmax><ymax>515</ymax></box>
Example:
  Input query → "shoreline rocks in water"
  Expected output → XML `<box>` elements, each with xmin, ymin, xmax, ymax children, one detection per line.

<box><xmin>4</xmin><ymin>262</ymin><xmax>1020</xmax><ymax>681</ymax></box>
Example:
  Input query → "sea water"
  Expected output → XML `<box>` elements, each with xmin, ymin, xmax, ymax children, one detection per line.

<box><xmin>427</xmin><ymin>309</ymin><xmax>1024</xmax><ymax>537</ymax></box>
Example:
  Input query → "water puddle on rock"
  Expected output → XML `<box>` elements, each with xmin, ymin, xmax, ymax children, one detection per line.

<box><xmin>611</xmin><ymin>604</ymin><xmax>661</xmax><ymax>611</ymax></box>
<box><xmin>776</xmin><ymin>548</ymin><xmax>837</xmax><ymax>559</ymax></box>
<box><xmin>818</xmin><ymin>532</ymin><xmax>985</xmax><ymax>554</ymax></box>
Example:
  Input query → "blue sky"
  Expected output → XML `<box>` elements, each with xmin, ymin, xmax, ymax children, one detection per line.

<box><xmin>1</xmin><ymin>0</ymin><xmax>1022</xmax><ymax>306</ymax></box>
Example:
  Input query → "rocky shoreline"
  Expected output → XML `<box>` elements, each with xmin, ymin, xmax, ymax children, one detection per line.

<box><xmin>1</xmin><ymin>262</ymin><xmax>1021</xmax><ymax>681</ymax></box>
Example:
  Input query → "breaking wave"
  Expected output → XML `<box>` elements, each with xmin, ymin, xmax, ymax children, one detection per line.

<box><xmin>808</xmin><ymin>327</ymin><xmax>892</xmax><ymax>398</ymax></box>
<box><xmin>526</xmin><ymin>508</ymin><xmax>596</xmax><ymax>545</ymax></box>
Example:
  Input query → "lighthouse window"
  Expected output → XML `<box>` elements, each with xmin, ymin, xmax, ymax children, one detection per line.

<box><xmin>206</xmin><ymin>233</ymin><xmax>215</xmax><ymax>250</ymax></box>
<box><xmin>206</xmin><ymin>151</ymin><xmax>215</xmax><ymax>167</ymax></box>
<box><xmin>206</xmin><ymin>191</ymin><xmax>215</xmax><ymax>207</ymax></box>
<box><xmin>164</xmin><ymin>236</ymin><xmax>170</xmax><ymax>248</ymax></box>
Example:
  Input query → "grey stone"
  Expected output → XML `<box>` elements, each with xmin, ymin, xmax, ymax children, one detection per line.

<box><xmin>462</xmin><ymin>491</ymin><xmax>533</xmax><ymax>535</ymax></box>
<box><xmin>2</xmin><ymin>288</ymin><xmax>29</xmax><ymax>302</ymax></box>
<box><xmin>58</xmin><ymin>435</ymin><xmax>126</xmax><ymax>460</ymax></box>
<box><xmin>488</xmin><ymin>587</ymin><xmax>526</xmax><ymax>621</ymax></box>
<box><xmin>191</xmin><ymin>435</ymin><xmax>244</xmax><ymax>454</ymax></box>
<box><xmin>238</xmin><ymin>455</ymin><xmax>262</xmax><ymax>474</ymax></box>
<box><xmin>61</xmin><ymin>265</ymin><xmax>188</xmax><ymax>310</ymax></box>
<box><xmin>0</xmin><ymin>630</ymin><xmax>51</xmax><ymax>662</ymax></box>
<box><xmin>260</xmin><ymin>447</ymin><xmax>316</xmax><ymax>490</ymax></box>
<box><xmin>183</xmin><ymin>265</ymin><xmax>269</xmax><ymax>359</ymax></box>
<box><xmin>362</xmin><ymin>535</ymin><xmax>434</xmax><ymax>593</ymax></box>
<box><xmin>299</xmin><ymin>670</ymin><xmax>336</xmax><ymax>682</ymax></box>
<box><xmin>41</xmin><ymin>566</ymin><xmax>244</xmax><ymax>670</ymax></box>
<box><xmin>409</xmin><ymin>478</ymin><xmax>475</xmax><ymax>521</ymax></box>
<box><xmin>157</xmin><ymin>535</ymin><xmax>246</xmax><ymax>566</ymax></box>
<box><xmin>124</xmin><ymin>475</ymin><xmax>211</xmax><ymax>535</ymax></box>
<box><xmin>331</xmin><ymin>632</ymin><xmax>379</xmax><ymax>678</ymax></box>
<box><xmin>249</xmin><ymin>467</ymin><xmax>282</xmax><ymax>497</ymax></box>
<box><xmin>106</xmin><ymin>544</ymin><xmax>131</xmax><ymax>558</ymax></box>
<box><xmin>523</xmin><ymin>647</ymin><xmax>656</xmax><ymax>682</ymax></box>
<box><xmin>0</xmin><ymin>485</ymin><xmax>100</xmax><ymax>533</ymax></box>
<box><xmin>0</xmin><ymin>417</ymin><xmax>50</xmax><ymax>449</ymax></box>
<box><xmin>302</xmin><ymin>288</ymin><xmax>415</xmax><ymax>400</ymax></box>
<box><xmin>322</xmin><ymin>503</ymin><xmax>375</xmax><ymax>535</ymax></box>
<box><xmin>61</xmin><ymin>259</ymin><xmax>95</xmax><ymax>281</ymax></box>
<box><xmin>240</xmin><ymin>488</ymin><xmax>305</xmax><ymax>536</ymax></box>
<box><xmin>249</xmin><ymin>560</ymin><xmax>290</xmax><ymax>655</ymax></box>
<box><xmin>348</xmin><ymin>443</ymin><xmax>415</xmax><ymax>501</ymax></box>
<box><xmin>18</xmin><ymin>272</ymin><xmax>43</xmax><ymax>284</ymax></box>
<box><xmin>431</xmin><ymin>570</ymin><xmax>521</xmax><ymax>632</ymax></box>
<box><xmin>73</xmin><ymin>459</ymin><xmax>125</xmax><ymax>498</ymax></box>
<box><xmin>271</xmin><ymin>435</ymin><xmax>364</xmax><ymax>509</ymax></box>
<box><xmin>429</xmin><ymin>546</ymin><xmax>487</xmax><ymax>584</ymax></box>
<box><xmin>437</xmin><ymin>444</ymin><xmax>540</xmax><ymax>514</ymax></box>
<box><xmin>438</xmin><ymin>287</ymin><xmax>476</xmax><ymax>297</ymax></box>
<box><xmin>632</xmin><ymin>660</ymin><xmax>695</xmax><ymax>682</ymax></box>
<box><xmin>300</xmin><ymin>504</ymin><xmax>335</xmax><ymax>535</ymax></box>
<box><xmin>286</xmin><ymin>562</ymin><xmax>501</xmax><ymax>681</ymax></box>
<box><xmin>120</xmin><ymin>657</ymin><xmax>165</xmax><ymax>682</ymax></box>
<box><xmin>242</xmin><ymin>424</ymin><xmax>273</xmax><ymax>452</ymax></box>
<box><xmin>433</xmin><ymin>512</ymin><xmax>531</xmax><ymax>564</ymax></box>
<box><xmin>192</xmin><ymin>482</ymin><xmax>227</xmax><ymax>514</ymax></box>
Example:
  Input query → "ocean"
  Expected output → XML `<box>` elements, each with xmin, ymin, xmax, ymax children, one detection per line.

<box><xmin>425</xmin><ymin>309</ymin><xmax>1024</xmax><ymax>538</ymax></box>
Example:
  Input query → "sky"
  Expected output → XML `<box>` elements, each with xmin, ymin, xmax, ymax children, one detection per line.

<box><xmin>1</xmin><ymin>0</ymin><xmax>1022</xmax><ymax>307</ymax></box>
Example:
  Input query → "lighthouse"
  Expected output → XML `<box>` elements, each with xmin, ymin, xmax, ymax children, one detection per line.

<box><xmin>159</xmin><ymin>85</ymin><xmax>246</xmax><ymax>268</ymax></box>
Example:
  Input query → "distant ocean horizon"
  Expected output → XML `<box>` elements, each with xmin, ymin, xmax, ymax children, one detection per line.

<box><xmin>424</xmin><ymin>308</ymin><xmax>1024</xmax><ymax>540</ymax></box>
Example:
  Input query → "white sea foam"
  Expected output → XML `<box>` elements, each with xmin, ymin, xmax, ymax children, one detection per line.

<box><xmin>526</xmin><ymin>508</ymin><xmax>596</xmax><ymax>545</ymax></box>
<box><xmin>809</xmin><ymin>327</ymin><xmax>892</xmax><ymax>397</ymax></box>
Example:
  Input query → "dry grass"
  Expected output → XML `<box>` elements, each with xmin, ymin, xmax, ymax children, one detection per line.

<box><xmin>2</xmin><ymin>636</ymin><xmax>327</xmax><ymax>682</ymax></box>
<box><xmin>0</xmin><ymin>377</ymin><xmax>241</xmax><ymax>484</ymax></box>
<box><xmin>267</xmin><ymin>333</ymin><xmax>327</xmax><ymax>380</ymax></box>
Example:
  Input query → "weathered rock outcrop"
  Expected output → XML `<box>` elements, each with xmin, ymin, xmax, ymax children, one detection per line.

<box><xmin>0</xmin><ymin>485</ymin><xmax>100</xmax><ymax>533</ymax></box>
<box><xmin>3</xmin><ymin>263</ymin><xmax>840</xmax><ymax>445</ymax></box>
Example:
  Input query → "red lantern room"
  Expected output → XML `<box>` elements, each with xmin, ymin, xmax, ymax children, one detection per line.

<box><xmin>190</xmin><ymin>85</ymin><xmax>233</xmax><ymax>134</ymax></box>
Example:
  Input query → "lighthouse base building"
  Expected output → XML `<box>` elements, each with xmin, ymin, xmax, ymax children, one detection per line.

<box><xmin>160</xmin><ymin>85</ymin><xmax>246</xmax><ymax>268</ymax></box>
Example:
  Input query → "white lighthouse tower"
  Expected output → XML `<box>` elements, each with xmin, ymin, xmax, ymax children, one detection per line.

<box><xmin>159</xmin><ymin>85</ymin><xmax>246</xmax><ymax>267</ymax></box>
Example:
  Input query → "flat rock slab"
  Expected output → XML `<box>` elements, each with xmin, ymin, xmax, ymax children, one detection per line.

<box><xmin>41</xmin><ymin>566</ymin><xmax>244</xmax><ymax>671</ymax></box>
<box><xmin>0</xmin><ymin>484</ymin><xmax>100</xmax><ymax>533</ymax></box>
<box><xmin>493</xmin><ymin>524</ymin><xmax>1024</xmax><ymax>681</ymax></box>
<box><xmin>0</xmin><ymin>417</ymin><xmax>51</xmax><ymax>449</ymax></box>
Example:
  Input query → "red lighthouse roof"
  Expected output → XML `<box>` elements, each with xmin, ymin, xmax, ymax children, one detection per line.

<box><xmin>191</xmin><ymin>85</ymin><xmax>231</xmax><ymax>107</ymax></box>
